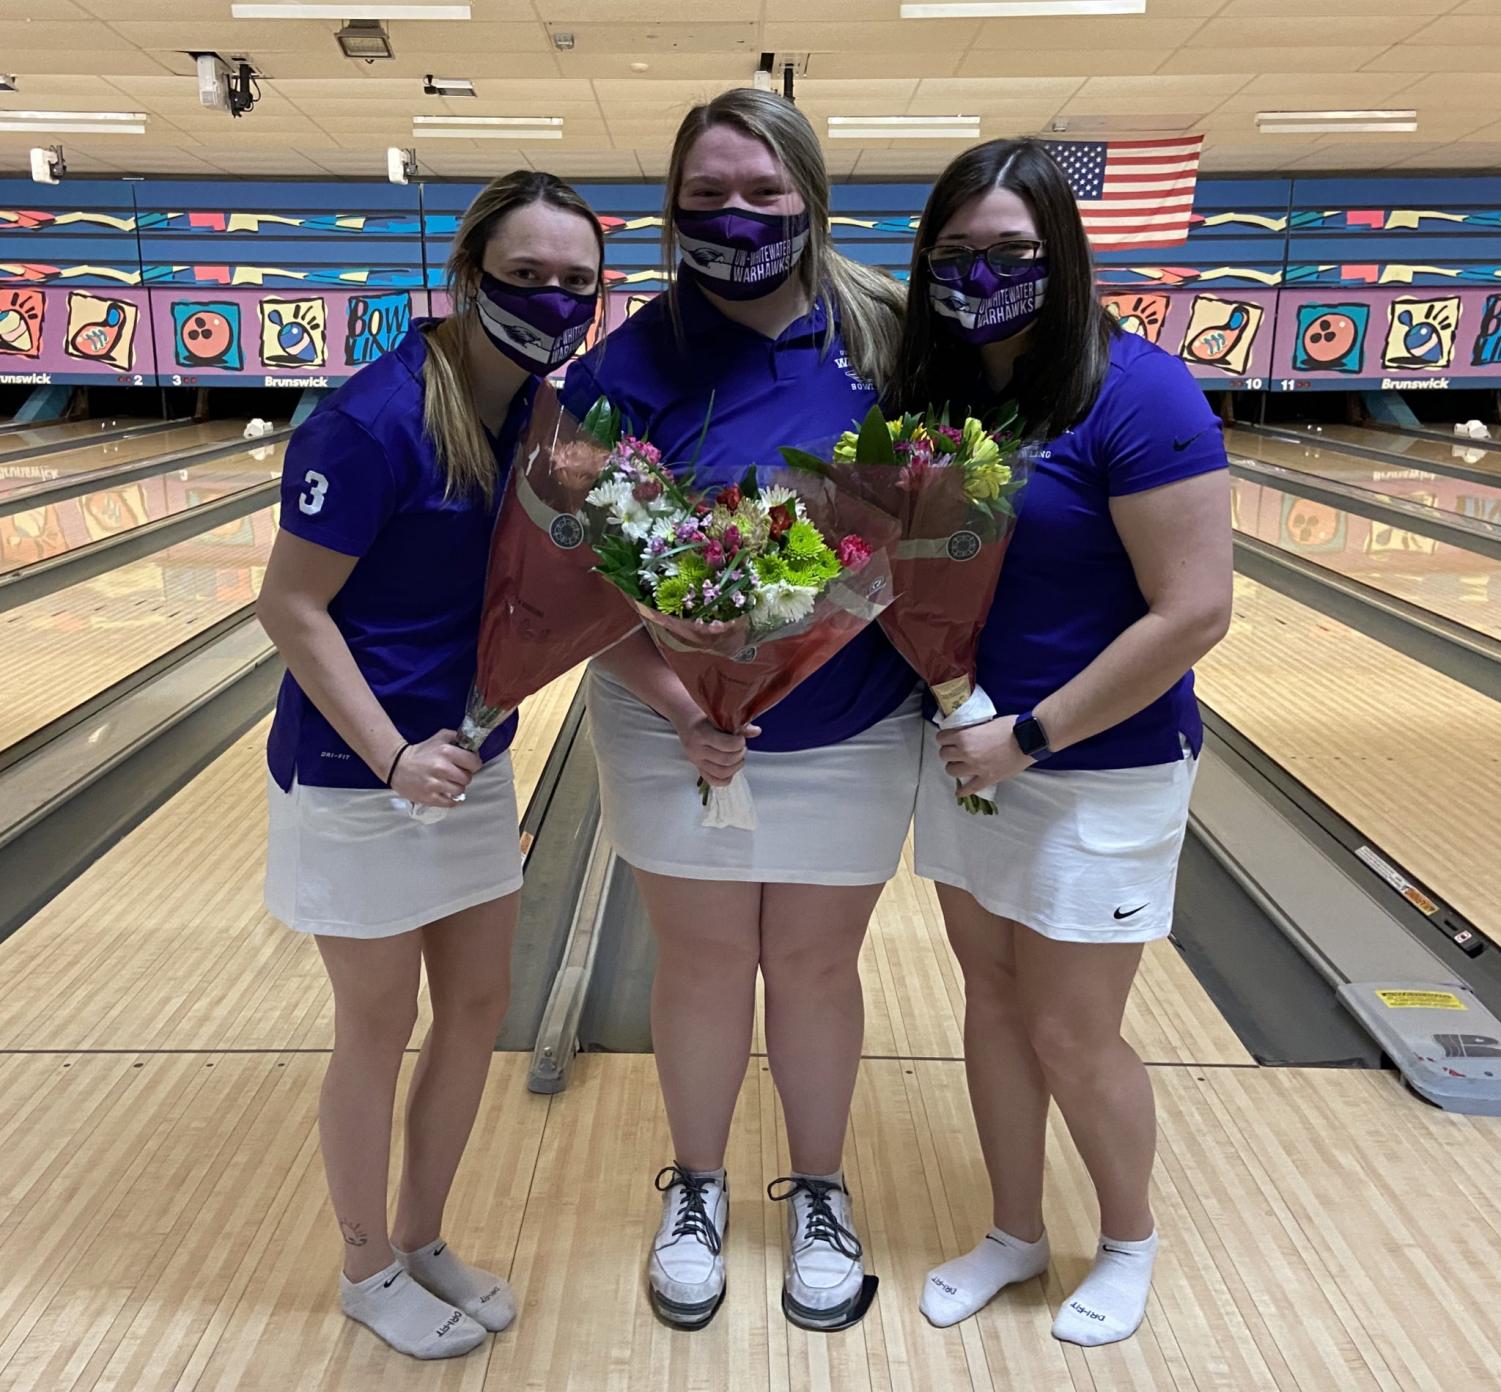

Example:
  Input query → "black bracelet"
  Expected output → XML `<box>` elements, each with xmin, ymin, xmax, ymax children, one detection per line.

<box><xmin>385</xmin><ymin>741</ymin><xmax>411</xmax><ymax>787</ymax></box>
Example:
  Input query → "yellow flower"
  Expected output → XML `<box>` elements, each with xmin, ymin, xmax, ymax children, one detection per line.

<box><xmin>964</xmin><ymin>459</ymin><xmax>1013</xmax><ymax>502</ymax></box>
<box><xmin>961</xmin><ymin>416</ymin><xmax>1000</xmax><ymax>468</ymax></box>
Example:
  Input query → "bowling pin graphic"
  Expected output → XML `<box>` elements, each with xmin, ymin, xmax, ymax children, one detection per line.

<box><xmin>1188</xmin><ymin>304</ymin><xmax>1251</xmax><ymax>365</ymax></box>
<box><xmin>1397</xmin><ymin>309</ymin><xmax>1444</xmax><ymax>365</ymax></box>
<box><xmin>70</xmin><ymin>301</ymin><xmax>127</xmax><ymax>360</ymax></box>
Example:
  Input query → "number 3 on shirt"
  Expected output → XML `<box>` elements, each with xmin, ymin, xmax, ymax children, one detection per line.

<box><xmin>298</xmin><ymin>470</ymin><xmax>330</xmax><ymax>516</ymax></box>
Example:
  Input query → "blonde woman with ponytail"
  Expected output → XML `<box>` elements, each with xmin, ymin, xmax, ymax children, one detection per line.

<box><xmin>257</xmin><ymin>171</ymin><xmax>602</xmax><ymax>1360</ymax></box>
<box><xmin>561</xmin><ymin>89</ymin><xmax>919</xmax><ymax>1334</ymax></box>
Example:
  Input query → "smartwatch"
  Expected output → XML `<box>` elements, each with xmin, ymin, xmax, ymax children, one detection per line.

<box><xmin>1012</xmin><ymin>711</ymin><xmax>1052</xmax><ymax>761</ymax></box>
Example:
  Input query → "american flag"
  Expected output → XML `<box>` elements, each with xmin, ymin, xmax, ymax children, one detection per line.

<box><xmin>1038</xmin><ymin>137</ymin><xmax>1203</xmax><ymax>251</ymax></box>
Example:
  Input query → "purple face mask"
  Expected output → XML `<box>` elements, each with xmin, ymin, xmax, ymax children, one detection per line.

<box><xmin>476</xmin><ymin>272</ymin><xmax>597</xmax><ymax>375</ymax></box>
<box><xmin>928</xmin><ymin>259</ymin><xmax>1048</xmax><ymax>346</ymax></box>
<box><xmin>674</xmin><ymin>205</ymin><xmax>811</xmax><ymax>301</ymax></box>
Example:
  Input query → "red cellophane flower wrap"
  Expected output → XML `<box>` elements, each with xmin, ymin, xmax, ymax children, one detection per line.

<box><xmin>782</xmin><ymin>404</ymin><xmax>1031</xmax><ymax>814</ymax></box>
<box><xmin>581</xmin><ymin>449</ymin><xmax>901</xmax><ymax>829</ymax></box>
<box><xmin>407</xmin><ymin>383</ymin><xmax>637</xmax><ymax>822</ymax></box>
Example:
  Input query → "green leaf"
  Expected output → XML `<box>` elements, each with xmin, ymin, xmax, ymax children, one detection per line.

<box><xmin>581</xmin><ymin>395</ymin><xmax>621</xmax><ymax>448</ymax></box>
<box><xmin>740</xmin><ymin>465</ymin><xmax>760</xmax><ymax>499</ymax></box>
<box><xmin>687</xmin><ymin>389</ymin><xmax>717</xmax><ymax>474</ymax></box>
<box><xmin>779</xmin><ymin>445</ymin><xmax>831</xmax><ymax>476</ymax></box>
<box><xmin>855</xmin><ymin>404</ymin><xmax>897</xmax><ymax>466</ymax></box>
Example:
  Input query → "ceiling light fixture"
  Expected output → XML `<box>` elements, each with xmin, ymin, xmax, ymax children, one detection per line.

<box><xmin>232</xmin><ymin>3</ymin><xmax>470</xmax><ymax>17</ymax></box>
<box><xmin>412</xmin><ymin>115</ymin><xmax>564</xmax><ymax>140</ymax></box>
<box><xmin>901</xmin><ymin>0</ymin><xmax>1145</xmax><ymax>16</ymax></box>
<box><xmin>0</xmin><ymin>109</ymin><xmax>147</xmax><ymax>135</ymax></box>
<box><xmin>0</xmin><ymin>76</ymin><xmax>17</xmax><ymax>94</ymax></box>
<box><xmin>337</xmin><ymin>20</ymin><xmax>395</xmax><ymax>59</ymax></box>
<box><xmin>827</xmin><ymin>114</ymin><xmax>980</xmax><ymax>139</ymax></box>
<box><xmin>1256</xmin><ymin>109</ymin><xmax>1417</xmax><ymax>134</ymax></box>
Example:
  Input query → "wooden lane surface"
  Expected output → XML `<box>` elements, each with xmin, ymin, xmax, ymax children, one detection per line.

<box><xmin>0</xmin><ymin>505</ymin><xmax>278</xmax><ymax>753</ymax></box>
<box><xmin>1231</xmin><ymin>471</ymin><xmax>1501</xmax><ymax>642</ymax></box>
<box><xmin>0</xmin><ymin>421</ymin><xmax>246</xmax><ymax>502</ymax></box>
<box><xmin>0</xmin><ymin>671</ymin><xmax>583</xmax><ymax>1055</ymax></box>
<box><xmin>1196</xmin><ymin>575</ymin><xmax>1501</xmax><ymax>937</ymax></box>
<box><xmin>3</xmin><ymin>1053</ymin><xmax>1500</xmax><ymax>1390</ymax></box>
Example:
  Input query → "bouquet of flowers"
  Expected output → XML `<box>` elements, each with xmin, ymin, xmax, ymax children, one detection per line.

<box><xmin>407</xmin><ymin>383</ymin><xmax>637</xmax><ymax>822</ymax></box>
<box><xmin>782</xmin><ymin>404</ymin><xmax>1030</xmax><ymax>814</ymax></box>
<box><xmin>580</xmin><ymin>424</ymin><xmax>900</xmax><ymax>829</ymax></box>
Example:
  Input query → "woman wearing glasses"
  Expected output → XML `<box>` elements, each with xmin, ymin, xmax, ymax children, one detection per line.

<box><xmin>893</xmin><ymin>140</ymin><xmax>1232</xmax><ymax>1345</ymax></box>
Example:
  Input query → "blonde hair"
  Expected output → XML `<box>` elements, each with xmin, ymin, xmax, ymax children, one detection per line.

<box><xmin>421</xmin><ymin>170</ymin><xmax>604</xmax><ymax>501</ymax></box>
<box><xmin>662</xmin><ymin>88</ymin><xmax>904</xmax><ymax>390</ymax></box>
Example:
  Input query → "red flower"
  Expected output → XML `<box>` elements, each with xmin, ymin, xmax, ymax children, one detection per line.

<box><xmin>768</xmin><ymin>503</ymin><xmax>794</xmax><ymax>539</ymax></box>
<box><xmin>720</xmin><ymin>484</ymin><xmax>741</xmax><ymax>512</ymax></box>
<box><xmin>704</xmin><ymin>540</ymin><xmax>727</xmax><ymax>570</ymax></box>
<box><xmin>632</xmin><ymin>476</ymin><xmax>663</xmax><ymax>503</ymax></box>
<box><xmin>695</xmin><ymin>500</ymin><xmax>713</xmax><ymax>517</ymax></box>
<box><xmin>722</xmin><ymin>524</ymin><xmax>743</xmax><ymax>554</ymax></box>
<box><xmin>836</xmin><ymin>534</ymin><xmax>871</xmax><ymax>569</ymax></box>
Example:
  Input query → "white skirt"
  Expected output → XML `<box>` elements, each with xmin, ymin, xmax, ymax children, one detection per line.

<box><xmin>587</xmin><ymin>667</ymin><xmax>922</xmax><ymax>885</ymax></box>
<box><xmin>913</xmin><ymin>728</ymin><xmax>1196</xmax><ymax>944</ymax></box>
<box><xmin>264</xmin><ymin>753</ymin><xmax>524</xmax><ymax>938</ymax></box>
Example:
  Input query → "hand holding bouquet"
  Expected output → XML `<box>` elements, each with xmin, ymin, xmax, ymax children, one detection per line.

<box><xmin>785</xmin><ymin>404</ymin><xmax>1030</xmax><ymax>814</ymax></box>
<box><xmin>581</xmin><ymin>424</ymin><xmax>899</xmax><ymax>829</ymax></box>
<box><xmin>406</xmin><ymin>383</ymin><xmax>638</xmax><ymax>823</ymax></box>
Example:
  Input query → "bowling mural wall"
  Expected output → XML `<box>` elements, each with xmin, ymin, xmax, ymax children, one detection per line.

<box><xmin>7</xmin><ymin>173</ymin><xmax>1501</xmax><ymax>392</ymax></box>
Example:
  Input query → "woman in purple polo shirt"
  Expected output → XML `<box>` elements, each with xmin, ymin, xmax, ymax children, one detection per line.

<box><xmin>895</xmin><ymin>141</ymin><xmax>1232</xmax><ymax>1345</ymax></box>
<box><xmin>256</xmin><ymin>171</ymin><xmax>602</xmax><ymax>1360</ymax></box>
<box><xmin>561</xmin><ymin>90</ymin><xmax>917</xmax><ymax>1333</ymax></box>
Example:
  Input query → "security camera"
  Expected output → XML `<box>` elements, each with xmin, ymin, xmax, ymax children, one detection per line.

<box><xmin>195</xmin><ymin>52</ymin><xmax>259</xmax><ymax>117</ymax></box>
<box><xmin>387</xmin><ymin>147</ymin><xmax>417</xmax><ymax>185</ymax></box>
<box><xmin>30</xmin><ymin>145</ymin><xmax>64</xmax><ymax>185</ymax></box>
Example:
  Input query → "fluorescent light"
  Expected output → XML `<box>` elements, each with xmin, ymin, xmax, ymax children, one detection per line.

<box><xmin>1257</xmin><ymin>109</ymin><xmax>1417</xmax><ymax>134</ymax></box>
<box><xmin>423</xmin><ymin>75</ymin><xmax>475</xmax><ymax>96</ymax></box>
<box><xmin>0</xmin><ymin>109</ymin><xmax>146</xmax><ymax>134</ymax></box>
<box><xmin>413</xmin><ymin>128</ymin><xmax>563</xmax><ymax>139</ymax></box>
<box><xmin>413</xmin><ymin>115</ymin><xmax>563</xmax><ymax>127</ymax></box>
<box><xmin>902</xmin><ymin>0</ymin><xmax>1145</xmax><ymax>16</ymax></box>
<box><xmin>827</xmin><ymin>115</ymin><xmax>980</xmax><ymax>140</ymax></box>
<box><xmin>233</xmin><ymin>3</ymin><xmax>470</xmax><ymax>16</ymax></box>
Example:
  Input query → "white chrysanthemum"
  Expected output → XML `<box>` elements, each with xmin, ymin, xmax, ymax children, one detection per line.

<box><xmin>586</xmin><ymin>477</ymin><xmax>631</xmax><ymax>513</ymax></box>
<box><xmin>751</xmin><ymin>580</ymin><xmax>817</xmax><ymax>629</ymax></box>
<box><xmin>761</xmin><ymin>484</ymin><xmax>797</xmax><ymax>509</ymax></box>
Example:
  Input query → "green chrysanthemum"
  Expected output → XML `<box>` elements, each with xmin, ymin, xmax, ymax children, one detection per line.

<box><xmin>754</xmin><ymin>553</ymin><xmax>790</xmax><ymax>586</ymax></box>
<box><xmin>677</xmin><ymin>553</ymin><xmax>711</xmax><ymax>585</ymax></box>
<box><xmin>655</xmin><ymin>575</ymin><xmax>692</xmax><ymax>616</ymax></box>
<box><xmin>786</xmin><ymin>547</ymin><xmax>840</xmax><ymax>586</ymax></box>
<box><xmin>964</xmin><ymin>459</ymin><xmax>1013</xmax><ymax>502</ymax></box>
<box><xmin>785</xmin><ymin>520</ymin><xmax>827</xmax><ymax>562</ymax></box>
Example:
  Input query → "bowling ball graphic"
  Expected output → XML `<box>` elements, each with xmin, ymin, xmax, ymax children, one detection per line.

<box><xmin>1300</xmin><ymin>312</ymin><xmax>1360</xmax><ymax>366</ymax></box>
<box><xmin>179</xmin><ymin>309</ymin><xmax>235</xmax><ymax>365</ymax></box>
<box><xmin>0</xmin><ymin>290</ymin><xmax>44</xmax><ymax>358</ymax></box>
<box><xmin>1284</xmin><ymin>498</ymin><xmax>1341</xmax><ymax>550</ymax></box>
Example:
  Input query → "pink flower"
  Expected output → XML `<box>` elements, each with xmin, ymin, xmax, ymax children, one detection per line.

<box><xmin>934</xmin><ymin>425</ymin><xmax>963</xmax><ymax>446</ymax></box>
<box><xmin>898</xmin><ymin>455</ymin><xmax>939</xmax><ymax>492</ymax></box>
<box><xmin>704</xmin><ymin>540</ymin><xmax>727</xmax><ymax>570</ymax></box>
<box><xmin>722</xmin><ymin>524</ymin><xmax>743</xmax><ymax>554</ymax></box>
<box><xmin>836</xmin><ymin>534</ymin><xmax>871</xmax><ymax>569</ymax></box>
<box><xmin>553</xmin><ymin>440</ymin><xmax>608</xmax><ymax>490</ymax></box>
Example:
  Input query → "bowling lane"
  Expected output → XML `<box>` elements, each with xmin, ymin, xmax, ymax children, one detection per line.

<box><xmin>1196</xmin><ymin>574</ymin><xmax>1501</xmax><ymax>938</ymax></box>
<box><xmin>1233</xmin><ymin>473</ymin><xmax>1501</xmax><ymax>641</ymax></box>
<box><xmin>1226</xmin><ymin>427</ymin><xmax>1501</xmax><ymax>523</ymax></box>
<box><xmin>0</xmin><ymin>420</ymin><xmax>247</xmax><ymax>506</ymax></box>
<box><xmin>1279</xmin><ymin>423</ymin><xmax>1501</xmax><ymax>480</ymax></box>
<box><xmin>0</xmin><ymin>417</ymin><xmax>145</xmax><ymax>443</ymax></box>
<box><xmin>0</xmin><ymin>504</ymin><xmax>276</xmax><ymax>752</ymax></box>
<box><xmin>0</xmin><ymin>439</ymin><xmax>287</xmax><ymax>576</ymax></box>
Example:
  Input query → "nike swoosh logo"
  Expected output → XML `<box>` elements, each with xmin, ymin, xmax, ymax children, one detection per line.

<box><xmin>1114</xmin><ymin>905</ymin><xmax>1147</xmax><ymax>920</ymax></box>
<box><xmin>1173</xmin><ymin>428</ymin><xmax>1213</xmax><ymax>451</ymax></box>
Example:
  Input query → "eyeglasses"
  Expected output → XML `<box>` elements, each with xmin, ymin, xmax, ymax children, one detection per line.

<box><xmin>925</xmin><ymin>238</ymin><xmax>1045</xmax><ymax>284</ymax></box>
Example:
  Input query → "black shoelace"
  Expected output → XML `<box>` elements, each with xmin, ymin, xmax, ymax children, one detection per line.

<box><xmin>655</xmin><ymin>1166</ymin><xmax>723</xmax><ymax>1256</ymax></box>
<box><xmin>766</xmin><ymin>1177</ymin><xmax>863</xmax><ymax>1261</ymax></box>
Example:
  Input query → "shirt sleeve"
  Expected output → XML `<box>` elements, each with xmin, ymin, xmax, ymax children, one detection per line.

<box><xmin>559</xmin><ymin>349</ymin><xmax>605</xmax><ymax>423</ymax></box>
<box><xmin>1099</xmin><ymin>346</ymin><xmax>1228</xmax><ymax>497</ymax></box>
<box><xmin>277</xmin><ymin>407</ymin><xmax>400</xmax><ymax>558</ymax></box>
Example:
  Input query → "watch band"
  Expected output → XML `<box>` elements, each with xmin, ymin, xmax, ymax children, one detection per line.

<box><xmin>1013</xmin><ymin>711</ymin><xmax>1051</xmax><ymax>760</ymax></box>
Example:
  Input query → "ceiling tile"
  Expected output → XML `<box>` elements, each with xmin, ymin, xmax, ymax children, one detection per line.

<box><xmin>1219</xmin><ymin>0</ymin><xmax>1455</xmax><ymax>13</ymax></box>
<box><xmin>1155</xmin><ymin>45</ymin><xmax>1389</xmax><ymax>74</ymax></box>
<box><xmin>958</xmin><ymin>49</ymin><xmax>1165</xmax><ymax>77</ymax></box>
<box><xmin>0</xmin><ymin>0</ymin><xmax>92</xmax><ymax>16</ymax></box>
<box><xmin>1225</xmin><ymin>71</ymin><xmax>1428</xmax><ymax>103</ymax></box>
<box><xmin>538</xmin><ymin>21</ymin><xmax>759</xmax><ymax>54</ymax></box>
<box><xmin>1406</xmin><ymin>16</ymin><xmax>1501</xmax><ymax>43</ymax></box>
<box><xmin>971</xmin><ymin>15</ymin><xmax>1207</xmax><ymax>48</ymax></box>
<box><xmin>1363</xmin><ymin>44</ymin><xmax>1501</xmax><ymax>71</ymax></box>
<box><xmin>1185</xmin><ymin>15</ymin><xmax>1428</xmax><ymax>46</ymax></box>
<box><xmin>804</xmin><ymin>52</ymin><xmax>963</xmax><ymax>78</ymax></box>
<box><xmin>108</xmin><ymin>19</ymin><xmax>333</xmax><ymax>51</ymax></box>
<box><xmin>558</xmin><ymin>54</ymin><xmax>760</xmax><ymax>78</ymax></box>
<box><xmin>537</xmin><ymin>0</ymin><xmax>755</xmax><ymax>18</ymax></box>
<box><xmin>909</xmin><ymin>77</ymin><xmax>1085</xmax><ymax>114</ymax></box>
<box><xmin>0</xmin><ymin>48</ymin><xmax>177</xmax><ymax>77</ymax></box>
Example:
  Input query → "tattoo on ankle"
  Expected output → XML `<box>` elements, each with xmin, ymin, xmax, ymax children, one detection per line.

<box><xmin>340</xmin><ymin>1219</ymin><xmax>369</xmax><ymax>1247</ymax></box>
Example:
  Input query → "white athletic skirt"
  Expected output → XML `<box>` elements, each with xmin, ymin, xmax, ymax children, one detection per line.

<box><xmin>913</xmin><ymin>728</ymin><xmax>1197</xmax><ymax>944</ymax></box>
<box><xmin>264</xmin><ymin>752</ymin><xmax>524</xmax><ymax>939</ymax></box>
<box><xmin>587</xmin><ymin>667</ymin><xmax>922</xmax><ymax>885</ymax></box>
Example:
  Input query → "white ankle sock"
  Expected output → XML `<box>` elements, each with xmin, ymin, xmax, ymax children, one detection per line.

<box><xmin>920</xmin><ymin>1227</ymin><xmax>1050</xmax><ymax>1328</ymax></box>
<box><xmin>395</xmin><ymin>1238</ymin><xmax>517</xmax><ymax>1333</ymax></box>
<box><xmin>339</xmin><ymin>1260</ymin><xmax>486</xmax><ymax>1359</ymax></box>
<box><xmin>1052</xmin><ymin>1230</ymin><xmax>1158</xmax><ymax>1347</ymax></box>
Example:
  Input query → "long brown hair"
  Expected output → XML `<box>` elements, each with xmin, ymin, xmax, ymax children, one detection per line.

<box><xmin>892</xmin><ymin>139</ymin><xmax>1114</xmax><ymax>439</ymax></box>
<box><xmin>661</xmin><ymin>88</ymin><xmax>904</xmax><ymax>389</ymax></box>
<box><xmin>421</xmin><ymin>170</ymin><xmax>604</xmax><ymax>501</ymax></box>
